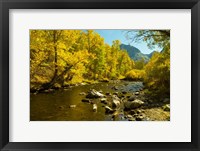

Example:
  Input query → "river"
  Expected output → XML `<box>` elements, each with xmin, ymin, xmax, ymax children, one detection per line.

<box><xmin>30</xmin><ymin>81</ymin><xmax>144</xmax><ymax>121</ymax></box>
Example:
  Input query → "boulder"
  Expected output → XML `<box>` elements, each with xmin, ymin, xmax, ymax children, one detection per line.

<box><xmin>124</xmin><ymin>99</ymin><xmax>144</xmax><ymax>110</ymax></box>
<box><xmin>130</xmin><ymin>99</ymin><xmax>144</xmax><ymax>109</ymax></box>
<box><xmin>86</xmin><ymin>89</ymin><xmax>105</xmax><ymax>98</ymax></box>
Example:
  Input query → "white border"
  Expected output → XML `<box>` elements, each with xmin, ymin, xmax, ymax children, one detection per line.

<box><xmin>9</xmin><ymin>9</ymin><xmax>191</xmax><ymax>142</ymax></box>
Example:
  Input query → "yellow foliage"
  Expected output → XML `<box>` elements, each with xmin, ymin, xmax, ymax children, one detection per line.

<box><xmin>125</xmin><ymin>69</ymin><xmax>145</xmax><ymax>80</ymax></box>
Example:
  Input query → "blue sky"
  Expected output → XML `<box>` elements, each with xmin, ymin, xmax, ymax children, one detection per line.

<box><xmin>94</xmin><ymin>30</ymin><xmax>161</xmax><ymax>54</ymax></box>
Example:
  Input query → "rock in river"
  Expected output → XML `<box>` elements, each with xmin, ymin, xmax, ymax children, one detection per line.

<box><xmin>112</xmin><ymin>99</ymin><xmax>120</xmax><ymax>108</ymax></box>
<box><xmin>127</xmin><ymin>115</ymin><xmax>135</xmax><ymax>121</ymax></box>
<box><xmin>135</xmin><ymin>91</ymin><xmax>140</xmax><ymax>95</ymax></box>
<box><xmin>105</xmin><ymin>106</ymin><xmax>115</xmax><ymax>114</ymax></box>
<box><xmin>136</xmin><ymin>114</ymin><xmax>145</xmax><ymax>121</ymax></box>
<box><xmin>86</xmin><ymin>89</ymin><xmax>105</xmax><ymax>98</ymax></box>
<box><xmin>69</xmin><ymin>105</ymin><xmax>76</xmax><ymax>108</ymax></box>
<box><xmin>124</xmin><ymin>99</ymin><xmax>144</xmax><ymax>110</ymax></box>
<box><xmin>100</xmin><ymin>98</ymin><xmax>108</xmax><ymax>104</ymax></box>
<box><xmin>93</xmin><ymin>104</ymin><xmax>97</xmax><ymax>112</ymax></box>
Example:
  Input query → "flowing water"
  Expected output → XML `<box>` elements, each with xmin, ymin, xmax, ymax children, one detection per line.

<box><xmin>30</xmin><ymin>81</ymin><xmax>143</xmax><ymax>121</ymax></box>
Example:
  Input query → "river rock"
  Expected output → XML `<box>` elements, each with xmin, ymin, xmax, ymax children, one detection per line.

<box><xmin>112</xmin><ymin>95</ymin><xmax>121</xmax><ymax>108</ymax></box>
<box><xmin>130</xmin><ymin>99</ymin><xmax>144</xmax><ymax>109</ymax></box>
<box><xmin>124</xmin><ymin>99</ymin><xmax>144</xmax><ymax>110</ymax></box>
<box><xmin>113</xmin><ymin>92</ymin><xmax>118</xmax><ymax>95</ymax></box>
<box><xmin>133</xmin><ymin>113</ymin><xmax>138</xmax><ymax>117</ymax></box>
<box><xmin>136</xmin><ymin>114</ymin><xmax>145</xmax><ymax>121</ymax></box>
<box><xmin>80</xmin><ymin>82</ymin><xmax>86</xmax><ymax>86</ymax></box>
<box><xmin>100</xmin><ymin>98</ymin><xmax>108</xmax><ymax>104</ymax></box>
<box><xmin>105</xmin><ymin>106</ymin><xmax>115</xmax><ymax>114</ymax></box>
<box><xmin>86</xmin><ymin>89</ymin><xmax>105</xmax><ymax>98</ymax></box>
<box><xmin>82</xmin><ymin>98</ymin><xmax>91</xmax><ymax>103</ymax></box>
<box><xmin>112</xmin><ymin>99</ymin><xmax>120</xmax><ymax>108</ymax></box>
<box><xmin>93</xmin><ymin>104</ymin><xmax>97</xmax><ymax>112</ymax></box>
<box><xmin>136</xmin><ymin>109</ymin><xmax>142</xmax><ymax>114</ymax></box>
<box><xmin>127</xmin><ymin>114</ymin><xmax>133</xmax><ymax>118</ymax></box>
<box><xmin>135</xmin><ymin>114</ymin><xmax>146</xmax><ymax>121</ymax></box>
<box><xmin>69</xmin><ymin>105</ymin><xmax>76</xmax><ymax>108</ymax></box>
<box><xmin>135</xmin><ymin>91</ymin><xmax>140</xmax><ymax>95</ymax></box>
<box><xmin>127</xmin><ymin>115</ymin><xmax>135</xmax><ymax>121</ymax></box>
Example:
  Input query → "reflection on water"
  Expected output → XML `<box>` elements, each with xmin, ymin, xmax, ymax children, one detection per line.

<box><xmin>30</xmin><ymin>81</ymin><xmax>143</xmax><ymax>121</ymax></box>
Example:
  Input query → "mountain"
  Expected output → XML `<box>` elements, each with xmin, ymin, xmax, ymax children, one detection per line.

<box><xmin>120</xmin><ymin>44</ymin><xmax>156</xmax><ymax>62</ymax></box>
<box><xmin>147</xmin><ymin>51</ymin><xmax>157</xmax><ymax>58</ymax></box>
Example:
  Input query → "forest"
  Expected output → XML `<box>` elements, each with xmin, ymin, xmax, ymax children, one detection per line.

<box><xmin>30</xmin><ymin>30</ymin><xmax>170</xmax><ymax>121</ymax></box>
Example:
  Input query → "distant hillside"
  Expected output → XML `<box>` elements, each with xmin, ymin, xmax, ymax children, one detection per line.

<box><xmin>120</xmin><ymin>44</ymin><xmax>156</xmax><ymax>62</ymax></box>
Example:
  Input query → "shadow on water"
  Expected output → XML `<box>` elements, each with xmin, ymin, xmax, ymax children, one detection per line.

<box><xmin>30</xmin><ymin>81</ymin><xmax>144</xmax><ymax>121</ymax></box>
